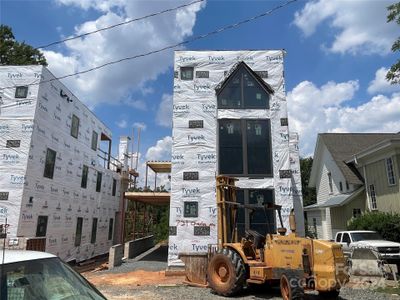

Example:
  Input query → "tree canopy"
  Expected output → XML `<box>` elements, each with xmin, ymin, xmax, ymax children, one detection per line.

<box><xmin>0</xmin><ymin>24</ymin><xmax>47</xmax><ymax>66</ymax></box>
<box><xmin>300</xmin><ymin>157</ymin><xmax>316</xmax><ymax>207</ymax></box>
<box><xmin>386</xmin><ymin>2</ymin><xmax>400</xmax><ymax>84</ymax></box>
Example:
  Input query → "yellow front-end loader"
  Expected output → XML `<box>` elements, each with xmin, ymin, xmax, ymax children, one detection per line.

<box><xmin>207</xmin><ymin>176</ymin><xmax>349</xmax><ymax>299</ymax></box>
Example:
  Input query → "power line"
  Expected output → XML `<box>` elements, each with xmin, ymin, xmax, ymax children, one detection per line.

<box><xmin>37</xmin><ymin>0</ymin><xmax>205</xmax><ymax>49</ymax></box>
<box><xmin>1</xmin><ymin>0</ymin><xmax>298</xmax><ymax>91</ymax></box>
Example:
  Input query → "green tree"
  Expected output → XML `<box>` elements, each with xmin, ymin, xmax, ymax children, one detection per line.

<box><xmin>300</xmin><ymin>157</ymin><xmax>316</xmax><ymax>207</ymax></box>
<box><xmin>386</xmin><ymin>2</ymin><xmax>400</xmax><ymax>84</ymax></box>
<box><xmin>0</xmin><ymin>24</ymin><xmax>47</xmax><ymax>66</ymax></box>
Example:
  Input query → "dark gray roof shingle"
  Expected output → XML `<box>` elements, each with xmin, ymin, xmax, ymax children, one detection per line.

<box><xmin>320</xmin><ymin>133</ymin><xmax>399</xmax><ymax>184</ymax></box>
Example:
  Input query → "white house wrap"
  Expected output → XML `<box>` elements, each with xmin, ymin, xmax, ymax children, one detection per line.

<box><xmin>0</xmin><ymin>66</ymin><xmax>122</xmax><ymax>262</ymax></box>
<box><xmin>168</xmin><ymin>50</ymin><xmax>304</xmax><ymax>266</ymax></box>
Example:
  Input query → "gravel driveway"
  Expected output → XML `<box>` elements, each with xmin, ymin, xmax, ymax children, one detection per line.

<box><xmin>96</xmin><ymin>284</ymin><xmax>398</xmax><ymax>300</ymax></box>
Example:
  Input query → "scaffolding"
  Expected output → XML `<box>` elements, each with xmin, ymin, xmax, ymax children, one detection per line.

<box><xmin>123</xmin><ymin>161</ymin><xmax>171</xmax><ymax>242</ymax></box>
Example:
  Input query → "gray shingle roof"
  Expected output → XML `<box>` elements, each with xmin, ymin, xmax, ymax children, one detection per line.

<box><xmin>320</xmin><ymin>133</ymin><xmax>399</xmax><ymax>184</ymax></box>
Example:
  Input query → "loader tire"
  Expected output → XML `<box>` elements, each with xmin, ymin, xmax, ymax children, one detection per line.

<box><xmin>207</xmin><ymin>248</ymin><xmax>246</xmax><ymax>296</ymax></box>
<box><xmin>280</xmin><ymin>272</ymin><xmax>305</xmax><ymax>300</ymax></box>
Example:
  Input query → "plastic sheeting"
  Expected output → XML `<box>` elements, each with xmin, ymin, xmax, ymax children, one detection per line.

<box><xmin>0</xmin><ymin>66</ymin><xmax>121</xmax><ymax>262</ymax></box>
<box><xmin>168</xmin><ymin>51</ymin><xmax>305</xmax><ymax>266</ymax></box>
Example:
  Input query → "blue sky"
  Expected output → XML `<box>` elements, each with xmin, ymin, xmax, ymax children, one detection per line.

<box><xmin>2</xmin><ymin>0</ymin><xmax>400</xmax><ymax>177</ymax></box>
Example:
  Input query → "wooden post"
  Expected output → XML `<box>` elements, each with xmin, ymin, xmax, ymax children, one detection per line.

<box><xmin>144</xmin><ymin>163</ymin><xmax>148</xmax><ymax>191</ymax></box>
<box><xmin>132</xmin><ymin>201</ymin><xmax>136</xmax><ymax>240</ymax></box>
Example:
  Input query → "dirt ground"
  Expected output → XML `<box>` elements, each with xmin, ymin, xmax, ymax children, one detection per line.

<box><xmin>85</xmin><ymin>269</ymin><xmax>184</xmax><ymax>288</ymax></box>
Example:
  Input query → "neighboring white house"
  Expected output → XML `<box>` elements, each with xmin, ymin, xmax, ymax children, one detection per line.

<box><xmin>0</xmin><ymin>65</ymin><xmax>127</xmax><ymax>262</ymax></box>
<box><xmin>306</xmin><ymin>133</ymin><xmax>399</xmax><ymax>240</ymax></box>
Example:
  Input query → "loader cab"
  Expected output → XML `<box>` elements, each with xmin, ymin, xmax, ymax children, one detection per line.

<box><xmin>236</xmin><ymin>189</ymin><xmax>276</xmax><ymax>239</ymax></box>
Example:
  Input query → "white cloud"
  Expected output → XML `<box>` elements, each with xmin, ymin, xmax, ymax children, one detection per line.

<box><xmin>288</xmin><ymin>81</ymin><xmax>400</xmax><ymax>156</ymax></box>
<box><xmin>293</xmin><ymin>0</ymin><xmax>398</xmax><ymax>55</ymax></box>
<box><xmin>44</xmin><ymin>1</ymin><xmax>205</xmax><ymax>107</ymax></box>
<box><xmin>145</xmin><ymin>136</ymin><xmax>172</xmax><ymax>161</ymax></box>
<box><xmin>116</xmin><ymin>119</ymin><xmax>127</xmax><ymax>128</ymax></box>
<box><xmin>368</xmin><ymin>67</ymin><xmax>400</xmax><ymax>94</ymax></box>
<box><xmin>156</xmin><ymin>93</ymin><xmax>172</xmax><ymax>127</ymax></box>
<box><xmin>133</xmin><ymin>122</ymin><xmax>147</xmax><ymax>131</ymax></box>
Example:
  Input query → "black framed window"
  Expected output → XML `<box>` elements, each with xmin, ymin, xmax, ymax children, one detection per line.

<box><xmin>81</xmin><ymin>165</ymin><xmax>88</xmax><ymax>188</ymax></box>
<box><xmin>108</xmin><ymin>218</ymin><xmax>114</xmax><ymax>240</ymax></box>
<box><xmin>15</xmin><ymin>86</ymin><xmax>28</xmax><ymax>98</ymax></box>
<box><xmin>71</xmin><ymin>114</ymin><xmax>79</xmax><ymax>138</ymax></box>
<box><xmin>180</xmin><ymin>67</ymin><xmax>194</xmax><ymax>80</ymax></box>
<box><xmin>219</xmin><ymin>119</ymin><xmax>272</xmax><ymax>176</ymax></box>
<box><xmin>112</xmin><ymin>179</ymin><xmax>117</xmax><ymax>196</ymax></box>
<box><xmin>96</xmin><ymin>172</ymin><xmax>102</xmax><ymax>192</ymax></box>
<box><xmin>43</xmin><ymin>148</ymin><xmax>57</xmax><ymax>179</ymax></box>
<box><xmin>91</xmin><ymin>218</ymin><xmax>98</xmax><ymax>244</ymax></box>
<box><xmin>36</xmin><ymin>215</ymin><xmax>48</xmax><ymax>237</ymax></box>
<box><xmin>91</xmin><ymin>131</ymin><xmax>98</xmax><ymax>151</ymax></box>
<box><xmin>219</xmin><ymin>119</ymin><xmax>243</xmax><ymax>174</ymax></box>
<box><xmin>75</xmin><ymin>217</ymin><xmax>83</xmax><ymax>247</ymax></box>
<box><xmin>218</xmin><ymin>66</ymin><xmax>270</xmax><ymax>109</ymax></box>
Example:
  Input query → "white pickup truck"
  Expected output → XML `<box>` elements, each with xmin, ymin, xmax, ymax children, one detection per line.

<box><xmin>335</xmin><ymin>230</ymin><xmax>400</xmax><ymax>262</ymax></box>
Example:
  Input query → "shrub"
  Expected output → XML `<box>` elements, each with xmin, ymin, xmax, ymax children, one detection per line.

<box><xmin>347</xmin><ymin>211</ymin><xmax>400</xmax><ymax>243</ymax></box>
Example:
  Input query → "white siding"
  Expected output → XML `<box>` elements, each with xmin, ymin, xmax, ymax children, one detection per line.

<box><xmin>316</xmin><ymin>144</ymin><xmax>350</xmax><ymax>204</ymax></box>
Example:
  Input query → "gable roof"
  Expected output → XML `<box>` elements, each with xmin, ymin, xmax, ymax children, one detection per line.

<box><xmin>310</xmin><ymin>133</ymin><xmax>399</xmax><ymax>186</ymax></box>
<box><xmin>215</xmin><ymin>61</ymin><xmax>274</xmax><ymax>95</ymax></box>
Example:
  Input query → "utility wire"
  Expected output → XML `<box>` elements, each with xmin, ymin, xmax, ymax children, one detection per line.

<box><xmin>37</xmin><ymin>0</ymin><xmax>205</xmax><ymax>49</ymax></box>
<box><xmin>0</xmin><ymin>0</ymin><xmax>298</xmax><ymax>91</ymax></box>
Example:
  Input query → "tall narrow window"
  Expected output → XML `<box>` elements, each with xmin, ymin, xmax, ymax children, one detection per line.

<box><xmin>36</xmin><ymin>216</ymin><xmax>48</xmax><ymax>237</ymax></box>
<box><xmin>112</xmin><ymin>179</ymin><xmax>117</xmax><ymax>196</ymax></box>
<box><xmin>369</xmin><ymin>184</ymin><xmax>377</xmax><ymax>210</ymax></box>
<box><xmin>108</xmin><ymin>218</ymin><xmax>114</xmax><ymax>240</ymax></box>
<box><xmin>246</xmin><ymin>120</ymin><xmax>272</xmax><ymax>175</ymax></box>
<box><xmin>386</xmin><ymin>157</ymin><xmax>396</xmax><ymax>185</ymax></box>
<box><xmin>339</xmin><ymin>182</ymin><xmax>343</xmax><ymax>192</ymax></box>
<box><xmin>327</xmin><ymin>172</ymin><xmax>333</xmax><ymax>193</ymax></box>
<box><xmin>346</xmin><ymin>181</ymin><xmax>350</xmax><ymax>190</ymax></box>
<box><xmin>96</xmin><ymin>172</ymin><xmax>102</xmax><ymax>192</ymax></box>
<box><xmin>91</xmin><ymin>218</ymin><xmax>98</xmax><ymax>244</ymax></box>
<box><xmin>91</xmin><ymin>131</ymin><xmax>98</xmax><ymax>151</ymax></box>
<box><xmin>71</xmin><ymin>114</ymin><xmax>79</xmax><ymax>138</ymax></box>
<box><xmin>219</xmin><ymin>119</ymin><xmax>243</xmax><ymax>174</ymax></box>
<box><xmin>15</xmin><ymin>86</ymin><xmax>28</xmax><ymax>98</ymax></box>
<box><xmin>75</xmin><ymin>217</ymin><xmax>83</xmax><ymax>247</ymax></box>
<box><xmin>81</xmin><ymin>165</ymin><xmax>88</xmax><ymax>188</ymax></box>
<box><xmin>43</xmin><ymin>148</ymin><xmax>56</xmax><ymax>179</ymax></box>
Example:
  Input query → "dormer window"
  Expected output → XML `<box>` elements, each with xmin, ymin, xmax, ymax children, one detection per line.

<box><xmin>217</xmin><ymin>62</ymin><xmax>273</xmax><ymax>109</ymax></box>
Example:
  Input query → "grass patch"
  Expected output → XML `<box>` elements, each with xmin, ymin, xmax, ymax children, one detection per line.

<box><xmin>375</xmin><ymin>284</ymin><xmax>400</xmax><ymax>295</ymax></box>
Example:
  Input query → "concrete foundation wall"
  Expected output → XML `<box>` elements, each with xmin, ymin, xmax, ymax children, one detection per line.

<box><xmin>124</xmin><ymin>235</ymin><xmax>154</xmax><ymax>259</ymax></box>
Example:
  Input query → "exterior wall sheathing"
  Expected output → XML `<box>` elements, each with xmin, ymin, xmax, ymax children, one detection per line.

<box><xmin>169</xmin><ymin>50</ymin><xmax>304</xmax><ymax>266</ymax></box>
